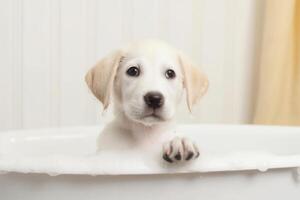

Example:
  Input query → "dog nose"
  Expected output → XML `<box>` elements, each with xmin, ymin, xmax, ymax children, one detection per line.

<box><xmin>144</xmin><ymin>92</ymin><xmax>164</xmax><ymax>109</ymax></box>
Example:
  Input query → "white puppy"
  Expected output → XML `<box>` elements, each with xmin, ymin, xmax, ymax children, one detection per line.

<box><xmin>85</xmin><ymin>39</ymin><xmax>208</xmax><ymax>163</ymax></box>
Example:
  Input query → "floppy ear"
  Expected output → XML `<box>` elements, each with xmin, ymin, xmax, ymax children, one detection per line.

<box><xmin>178</xmin><ymin>53</ymin><xmax>209</xmax><ymax>112</ymax></box>
<box><xmin>85</xmin><ymin>50</ymin><xmax>123</xmax><ymax>109</ymax></box>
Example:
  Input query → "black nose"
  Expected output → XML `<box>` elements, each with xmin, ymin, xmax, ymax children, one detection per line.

<box><xmin>144</xmin><ymin>92</ymin><xmax>164</xmax><ymax>109</ymax></box>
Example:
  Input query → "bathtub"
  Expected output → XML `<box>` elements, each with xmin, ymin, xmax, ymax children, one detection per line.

<box><xmin>0</xmin><ymin>125</ymin><xmax>300</xmax><ymax>200</ymax></box>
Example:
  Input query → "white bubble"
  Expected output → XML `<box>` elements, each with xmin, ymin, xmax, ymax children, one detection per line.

<box><xmin>258</xmin><ymin>162</ymin><xmax>269</xmax><ymax>172</ymax></box>
<box><xmin>48</xmin><ymin>172</ymin><xmax>59</xmax><ymax>176</ymax></box>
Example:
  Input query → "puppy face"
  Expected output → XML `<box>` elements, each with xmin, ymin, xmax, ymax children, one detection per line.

<box><xmin>85</xmin><ymin>40</ymin><xmax>208</xmax><ymax>126</ymax></box>
<box><xmin>114</xmin><ymin>43</ymin><xmax>184</xmax><ymax>125</ymax></box>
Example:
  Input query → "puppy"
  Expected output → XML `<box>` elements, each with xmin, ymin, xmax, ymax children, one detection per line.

<box><xmin>85</xmin><ymin>39</ymin><xmax>208</xmax><ymax>163</ymax></box>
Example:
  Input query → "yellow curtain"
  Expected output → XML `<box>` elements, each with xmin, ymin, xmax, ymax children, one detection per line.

<box><xmin>253</xmin><ymin>0</ymin><xmax>300</xmax><ymax>125</ymax></box>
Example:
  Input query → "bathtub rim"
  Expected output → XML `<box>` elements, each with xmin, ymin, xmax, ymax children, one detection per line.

<box><xmin>1</xmin><ymin>124</ymin><xmax>300</xmax><ymax>176</ymax></box>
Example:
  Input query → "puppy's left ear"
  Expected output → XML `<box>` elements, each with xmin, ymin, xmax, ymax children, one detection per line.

<box><xmin>178</xmin><ymin>53</ymin><xmax>209</xmax><ymax>112</ymax></box>
<box><xmin>85</xmin><ymin>50</ymin><xmax>123</xmax><ymax>109</ymax></box>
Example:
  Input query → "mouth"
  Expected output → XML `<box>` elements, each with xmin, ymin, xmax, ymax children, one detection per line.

<box><xmin>138</xmin><ymin>109</ymin><xmax>166</xmax><ymax>124</ymax></box>
<box><xmin>143</xmin><ymin>113</ymin><xmax>162</xmax><ymax>120</ymax></box>
<box><xmin>126</xmin><ymin>106</ymin><xmax>169</xmax><ymax>126</ymax></box>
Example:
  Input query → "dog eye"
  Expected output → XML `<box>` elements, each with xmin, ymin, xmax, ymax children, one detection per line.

<box><xmin>126</xmin><ymin>66</ymin><xmax>140</xmax><ymax>77</ymax></box>
<box><xmin>165</xmin><ymin>69</ymin><xmax>176</xmax><ymax>79</ymax></box>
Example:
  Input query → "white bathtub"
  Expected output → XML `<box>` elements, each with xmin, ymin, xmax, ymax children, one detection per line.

<box><xmin>0</xmin><ymin>125</ymin><xmax>300</xmax><ymax>199</ymax></box>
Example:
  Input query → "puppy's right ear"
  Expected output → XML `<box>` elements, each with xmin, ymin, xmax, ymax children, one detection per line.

<box><xmin>85</xmin><ymin>50</ymin><xmax>123</xmax><ymax>109</ymax></box>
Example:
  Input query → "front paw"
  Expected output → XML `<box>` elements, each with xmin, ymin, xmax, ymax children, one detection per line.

<box><xmin>162</xmin><ymin>137</ymin><xmax>200</xmax><ymax>163</ymax></box>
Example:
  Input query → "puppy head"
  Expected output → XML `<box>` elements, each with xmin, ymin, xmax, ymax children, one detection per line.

<box><xmin>85</xmin><ymin>40</ymin><xmax>208</xmax><ymax>126</ymax></box>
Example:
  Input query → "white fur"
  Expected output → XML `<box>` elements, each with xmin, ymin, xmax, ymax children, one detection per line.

<box><xmin>86</xmin><ymin>39</ymin><xmax>208</xmax><ymax>163</ymax></box>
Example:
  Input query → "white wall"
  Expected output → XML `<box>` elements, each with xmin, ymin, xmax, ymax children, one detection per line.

<box><xmin>0</xmin><ymin>0</ymin><xmax>264</xmax><ymax>131</ymax></box>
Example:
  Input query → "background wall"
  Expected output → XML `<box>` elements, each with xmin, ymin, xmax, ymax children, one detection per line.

<box><xmin>0</xmin><ymin>0</ymin><xmax>264</xmax><ymax>131</ymax></box>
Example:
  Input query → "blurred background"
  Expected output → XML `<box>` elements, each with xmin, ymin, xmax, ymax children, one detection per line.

<box><xmin>0</xmin><ymin>0</ymin><xmax>299</xmax><ymax>131</ymax></box>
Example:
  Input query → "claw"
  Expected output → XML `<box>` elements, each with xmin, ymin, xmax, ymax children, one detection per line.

<box><xmin>185</xmin><ymin>151</ymin><xmax>194</xmax><ymax>160</ymax></box>
<box><xmin>163</xmin><ymin>153</ymin><xmax>173</xmax><ymax>163</ymax></box>
<box><xmin>175</xmin><ymin>152</ymin><xmax>182</xmax><ymax>160</ymax></box>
